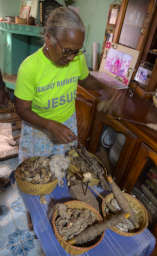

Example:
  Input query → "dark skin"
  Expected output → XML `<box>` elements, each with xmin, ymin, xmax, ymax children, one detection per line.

<box><xmin>15</xmin><ymin>29</ymin><xmax>114</xmax><ymax>144</ymax></box>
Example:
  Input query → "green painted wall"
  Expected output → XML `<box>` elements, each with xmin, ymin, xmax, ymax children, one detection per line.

<box><xmin>0</xmin><ymin>0</ymin><xmax>20</xmax><ymax>17</ymax></box>
<box><xmin>73</xmin><ymin>0</ymin><xmax>114</xmax><ymax>67</ymax></box>
<box><xmin>0</xmin><ymin>0</ymin><xmax>115</xmax><ymax>68</ymax></box>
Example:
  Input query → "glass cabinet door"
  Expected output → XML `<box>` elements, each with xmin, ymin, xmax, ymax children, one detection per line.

<box><xmin>126</xmin><ymin>143</ymin><xmax>157</xmax><ymax>231</ymax></box>
<box><xmin>88</xmin><ymin>113</ymin><xmax>138</xmax><ymax>186</ymax></box>
<box><xmin>119</xmin><ymin>0</ymin><xmax>150</xmax><ymax>49</ymax></box>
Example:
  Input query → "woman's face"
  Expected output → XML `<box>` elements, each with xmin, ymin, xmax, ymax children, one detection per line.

<box><xmin>45</xmin><ymin>29</ymin><xmax>85</xmax><ymax>66</ymax></box>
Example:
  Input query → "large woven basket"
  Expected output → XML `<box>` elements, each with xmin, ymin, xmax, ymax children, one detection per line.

<box><xmin>15</xmin><ymin>169</ymin><xmax>58</xmax><ymax>196</ymax></box>
<box><xmin>52</xmin><ymin>200</ymin><xmax>104</xmax><ymax>255</ymax></box>
<box><xmin>102</xmin><ymin>192</ymin><xmax>149</xmax><ymax>236</ymax></box>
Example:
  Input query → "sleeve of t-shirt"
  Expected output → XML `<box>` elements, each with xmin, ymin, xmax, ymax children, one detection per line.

<box><xmin>14</xmin><ymin>61</ymin><xmax>35</xmax><ymax>101</ymax></box>
<box><xmin>78</xmin><ymin>53</ymin><xmax>89</xmax><ymax>80</ymax></box>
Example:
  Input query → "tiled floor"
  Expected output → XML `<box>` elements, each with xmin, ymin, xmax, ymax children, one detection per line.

<box><xmin>0</xmin><ymin>158</ymin><xmax>43</xmax><ymax>256</ymax></box>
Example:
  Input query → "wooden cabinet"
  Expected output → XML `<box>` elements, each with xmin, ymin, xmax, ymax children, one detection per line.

<box><xmin>88</xmin><ymin>111</ymin><xmax>139</xmax><ymax>184</ymax></box>
<box><xmin>87</xmin><ymin>88</ymin><xmax>157</xmax><ymax>242</ymax></box>
<box><xmin>76</xmin><ymin>85</ymin><xmax>97</xmax><ymax>147</ymax></box>
<box><xmin>88</xmin><ymin>88</ymin><xmax>157</xmax><ymax>187</ymax></box>
<box><xmin>114</xmin><ymin>0</ymin><xmax>155</xmax><ymax>51</ymax></box>
<box><xmin>112</xmin><ymin>0</ymin><xmax>157</xmax><ymax>94</ymax></box>
<box><xmin>123</xmin><ymin>142</ymin><xmax>157</xmax><ymax>241</ymax></box>
<box><xmin>122</xmin><ymin>143</ymin><xmax>157</xmax><ymax>192</ymax></box>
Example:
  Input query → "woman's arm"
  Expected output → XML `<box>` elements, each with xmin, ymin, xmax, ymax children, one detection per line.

<box><xmin>15</xmin><ymin>97</ymin><xmax>77</xmax><ymax>144</ymax></box>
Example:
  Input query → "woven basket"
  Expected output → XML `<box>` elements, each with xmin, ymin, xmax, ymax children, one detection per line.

<box><xmin>52</xmin><ymin>200</ymin><xmax>104</xmax><ymax>255</ymax></box>
<box><xmin>102</xmin><ymin>192</ymin><xmax>149</xmax><ymax>236</ymax></box>
<box><xmin>15</xmin><ymin>169</ymin><xmax>58</xmax><ymax>196</ymax></box>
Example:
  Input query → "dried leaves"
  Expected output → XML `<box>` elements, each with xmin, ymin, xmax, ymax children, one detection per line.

<box><xmin>103</xmin><ymin>195</ymin><xmax>142</xmax><ymax>233</ymax></box>
<box><xmin>16</xmin><ymin>156</ymin><xmax>55</xmax><ymax>184</ymax></box>
<box><xmin>55</xmin><ymin>203</ymin><xmax>97</xmax><ymax>241</ymax></box>
<box><xmin>67</xmin><ymin>147</ymin><xmax>110</xmax><ymax>191</ymax></box>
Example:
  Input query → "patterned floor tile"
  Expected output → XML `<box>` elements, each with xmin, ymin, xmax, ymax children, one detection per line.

<box><xmin>0</xmin><ymin>175</ymin><xmax>43</xmax><ymax>255</ymax></box>
<box><xmin>0</xmin><ymin>217</ymin><xmax>17</xmax><ymax>250</ymax></box>
<box><xmin>0</xmin><ymin>246</ymin><xmax>24</xmax><ymax>256</ymax></box>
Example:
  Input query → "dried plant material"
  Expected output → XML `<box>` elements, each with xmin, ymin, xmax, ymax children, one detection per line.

<box><xmin>67</xmin><ymin>146</ymin><xmax>110</xmax><ymax>191</ymax></box>
<box><xmin>69</xmin><ymin>212</ymin><xmax>129</xmax><ymax>245</ymax></box>
<box><xmin>49</xmin><ymin>154</ymin><xmax>70</xmax><ymax>186</ymax></box>
<box><xmin>97</xmin><ymin>92</ymin><xmax>121</xmax><ymax>114</ymax></box>
<box><xmin>97</xmin><ymin>98</ymin><xmax>114</xmax><ymax>113</ymax></box>
<box><xmin>16</xmin><ymin>154</ymin><xmax>70</xmax><ymax>186</ymax></box>
<box><xmin>16</xmin><ymin>156</ymin><xmax>55</xmax><ymax>184</ymax></box>
<box><xmin>83</xmin><ymin>172</ymin><xmax>92</xmax><ymax>183</ymax></box>
<box><xmin>107</xmin><ymin>176</ymin><xmax>139</xmax><ymax>228</ymax></box>
<box><xmin>69</xmin><ymin>184</ymin><xmax>99</xmax><ymax>211</ymax></box>
<box><xmin>102</xmin><ymin>192</ymin><xmax>149</xmax><ymax>233</ymax></box>
<box><xmin>55</xmin><ymin>203</ymin><xmax>97</xmax><ymax>241</ymax></box>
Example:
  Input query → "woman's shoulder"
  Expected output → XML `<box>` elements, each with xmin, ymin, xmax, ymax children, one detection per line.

<box><xmin>19</xmin><ymin>48</ymin><xmax>43</xmax><ymax>70</ymax></box>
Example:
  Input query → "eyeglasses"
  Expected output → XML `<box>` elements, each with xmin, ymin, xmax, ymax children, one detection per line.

<box><xmin>55</xmin><ymin>38</ymin><xmax>86</xmax><ymax>57</ymax></box>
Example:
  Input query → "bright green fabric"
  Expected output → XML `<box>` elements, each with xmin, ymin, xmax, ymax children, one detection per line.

<box><xmin>14</xmin><ymin>47</ymin><xmax>89</xmax><ymax>123</ymax></box>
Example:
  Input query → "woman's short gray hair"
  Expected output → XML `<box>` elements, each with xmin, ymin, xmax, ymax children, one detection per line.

<box><xmin>44</xmin><ymin>7</ymin><xmax>85</xmax><ymax>40</ymax></box>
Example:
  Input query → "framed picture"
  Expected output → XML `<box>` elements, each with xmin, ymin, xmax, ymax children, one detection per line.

<box><xmin>107</xmin><ymin>4</ymin><xmax>120</xmax><ymax>25</ymax></box>
<box><xmin>134</xmin><ymin>66</ymin><xmax>152</xmax><ymax>87</ymax></box>
<box><xmin>30</xmin><ymin>0</ymin><xmax>39</xmax><ymax>18</ymax></box>
<box><xmin>99</xmin><ymin>43</ymin><xmax>139</xmax><ymax>86</ymax></box>
<box><xmin>19</xmin><ymin>5</ymin><xmax>31</xmax><ymax>20</ymax></box>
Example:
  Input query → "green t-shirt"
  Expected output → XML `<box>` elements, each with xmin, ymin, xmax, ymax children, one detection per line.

<box><xmin>14</xmin><ymin>47</ymin><xmax>89</xmax><ymax>123</ymax></box>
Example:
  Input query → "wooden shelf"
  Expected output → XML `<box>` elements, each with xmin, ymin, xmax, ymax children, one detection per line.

<box><xmin>0</xmin><ymin>22</ymin><xmax>43</xmax><ymax>37</ymax></box>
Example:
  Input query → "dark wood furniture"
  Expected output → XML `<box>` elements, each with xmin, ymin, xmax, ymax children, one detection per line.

<box><xmin>88</xmin><ymin>89</ymin><xmax>157</xmax><ymax>189</ymax></box>
<box><xmin>87</xmin><ymin>87</ymin><xmax>157</xmax><ymax>243</ymax></box>
<box><xmin>76</xmin><ymin>85</ymin><xmax>97</xmax><ymax>147</ymax></box>
<box><xmin>111</xmin><ymin>0</ymin><xmax>157</xmax><ymax>95</ymax></box>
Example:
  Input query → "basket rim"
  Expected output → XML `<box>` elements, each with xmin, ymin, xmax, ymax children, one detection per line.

<box><xmin>52</xmin><ymin>200</ymin><xmax>104</xmax><ymax>251</ymax></box>
<box><xmin>102</xmin><ymin>192</ymin><xmax>149</xmax><ymax>236</ymax></box>
<box><xmin>15</xmin><ymin>169</ymin><xmax>57</xmax><ymax>186</ymax></box>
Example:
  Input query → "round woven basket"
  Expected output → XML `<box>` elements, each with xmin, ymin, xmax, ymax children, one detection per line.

<box><xmin>15</xmin><ymin>169</ymin><xmax>58</xmax><ymax>196</ymax></box>
<box><xmin>102</xmin><ymin>192</ymin><xmax>149</xmax><ymax>236</ymax></box>
<box><xmin>52</xmin><ymin>200</ymin><xmax>104</xmax><ymax>255</ymax></box>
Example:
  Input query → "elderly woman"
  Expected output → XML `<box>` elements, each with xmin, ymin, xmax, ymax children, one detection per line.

<box><xmin>14</xmin><ymin>7</ymin><xmax>110</xmax><ymax>255</ymax></box>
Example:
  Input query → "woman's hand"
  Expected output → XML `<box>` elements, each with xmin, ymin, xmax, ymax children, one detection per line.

<box><xmin>47</xmin><ymin>120</ymin><xmax>77</xmax><ymax>144</ymax></box>
<box><xmin>15</xmin><ymin>97</ymin><xmax>77</xmax><ymax>144</ymax></box>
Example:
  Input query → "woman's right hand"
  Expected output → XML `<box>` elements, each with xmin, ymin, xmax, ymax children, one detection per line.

<box><xmin>47</xmin><ymin>120</ymin><xmax>77</xmax><ymax>144</ymax></box>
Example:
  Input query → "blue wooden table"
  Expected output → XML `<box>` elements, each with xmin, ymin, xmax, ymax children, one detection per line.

<box><xmin>21</xmin><ymin>180</ymin><xmax>156</xmax><ymax>256</ymax></box>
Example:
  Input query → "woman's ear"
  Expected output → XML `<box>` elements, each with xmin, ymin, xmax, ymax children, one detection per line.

<box><xmin>45</xmin><ymin>33</ymin><xmax>57</xmax><ymax>49</ymax></box>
